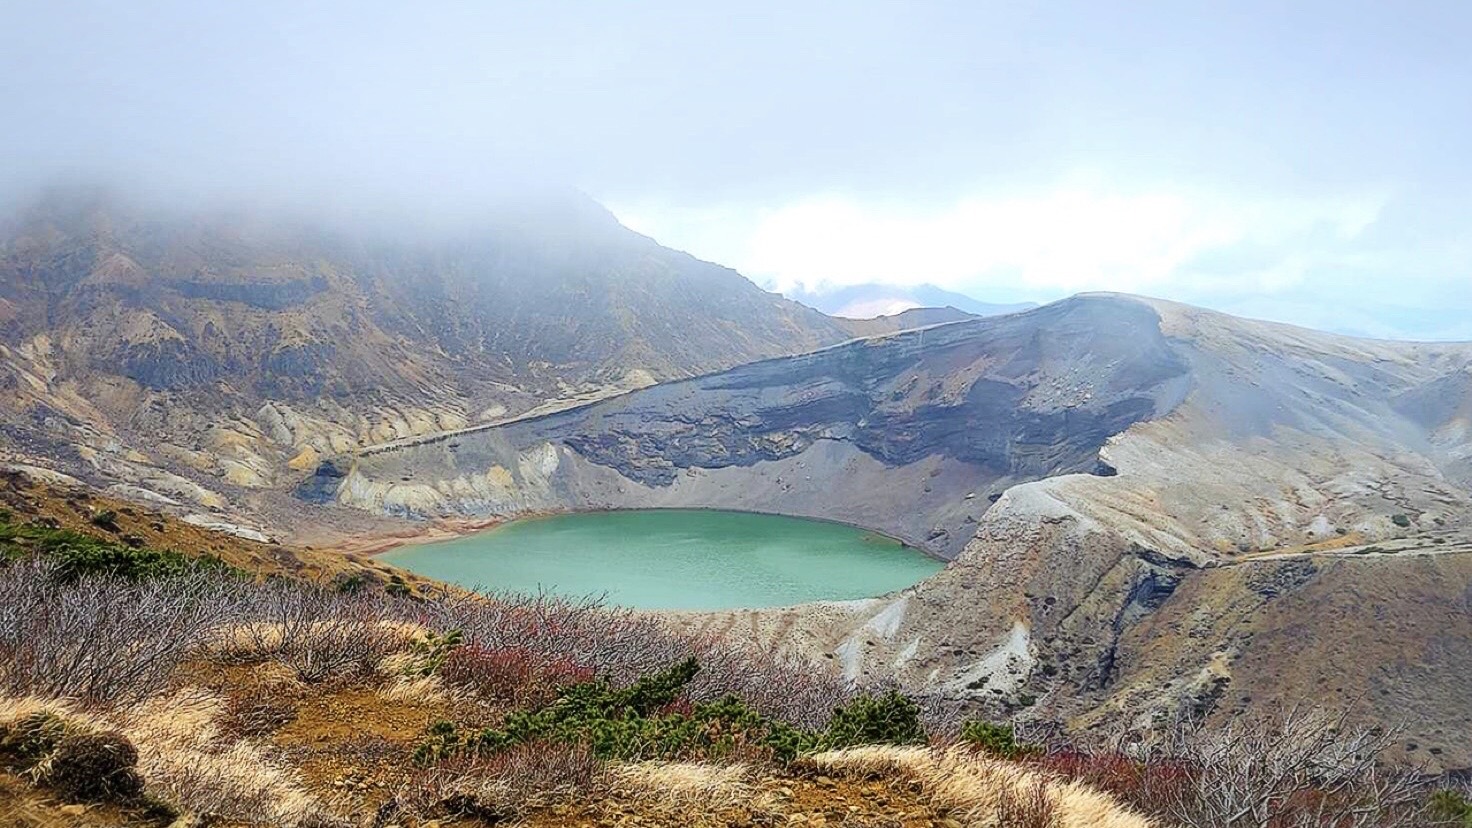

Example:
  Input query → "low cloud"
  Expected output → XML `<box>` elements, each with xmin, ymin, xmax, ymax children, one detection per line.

<box><xmin>614</xmin><ymin>184</ymin><xmax>1472</xmax><ymax>341</ymax></box>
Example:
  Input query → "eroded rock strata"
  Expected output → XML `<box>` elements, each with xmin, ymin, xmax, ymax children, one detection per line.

<box><xmin>322</xmin><ymin>293</ymin><xmax>1472</xmax><ymax>769</ymax></box>
<box><xmin>318</xmin><ymin>295</ymin><xmax>1191</xmax><ymax>556</ymax></box>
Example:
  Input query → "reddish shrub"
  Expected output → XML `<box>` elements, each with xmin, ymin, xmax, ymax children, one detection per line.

<box><xmin>402</xmin><ymin>739</ymin><xmax>602</xmax><ymax>822</ymax></box>
<box><xmin>439</xmin><ymin>645</ymin><xmax>593</xmax><ymax>707</ymax></box>
<box><xmin>656</xmin><ymin>696</ymin><xmax>695</xmax><ymax>718</ymax></box>
<box><xmin>1040</xmin><ymin>749</ymin><xmax>1196</xmax><ymax>819</ymax></box>
<box><xmin>539</xmin><ymin>656</ymin><xmax>596</xmax><ymax>695</ymax></box>
<box><xmin>423</xmin><ymin>591</ymin><xmax>853</xmax><ymax>728</ymax></box>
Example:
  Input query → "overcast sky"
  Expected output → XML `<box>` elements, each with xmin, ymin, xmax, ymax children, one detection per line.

<box><xmin>3</xmin><ymin>1</ymin><xmax>1469</xmax><ymax>339</ymax></box>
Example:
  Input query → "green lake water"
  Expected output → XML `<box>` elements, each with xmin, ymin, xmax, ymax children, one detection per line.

<box><xmin>380</xmin><ymin>509</ymin><xmax>945</xmax><ymax>611</ymax></box>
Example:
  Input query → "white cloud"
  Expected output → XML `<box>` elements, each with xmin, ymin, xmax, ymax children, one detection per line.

<box><xmin>611</xmin><ymin>184</ymin><xmax>1387</xmax><ymax>298</ymax></box>
<box><xmin>611</xmin><ymin>184</ymin><xmax>1472</xmax><ymax>341</ymax></box>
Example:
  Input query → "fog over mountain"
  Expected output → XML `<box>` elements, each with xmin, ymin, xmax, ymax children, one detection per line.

<box><xmin>3</xmin><ymin>1</ymin><xmax>1471</xmax><ymax>338</ymax></box>
<box><xmin>4</xmin><ymin>5</ymin><xmax>1472</xmax><ymax>824</ymax></box>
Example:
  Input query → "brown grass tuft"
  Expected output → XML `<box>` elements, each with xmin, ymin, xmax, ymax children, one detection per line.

<box><xmin>112</xmin><ymin>688</ymin><xmax>343</xmax><ymax>827</ymax></box>
<box><xmin>806</xmin><ymin>745</ymin><xmax>1155</xmax><ymax>828</ymax></box>
<box><xmin>612</xmin><ymin>761</ymin><xmax>758</xmax><ymax>812</ymax></box>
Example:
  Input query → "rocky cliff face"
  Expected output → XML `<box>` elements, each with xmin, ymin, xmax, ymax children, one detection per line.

<box><xmin>316</xmin><ymin>295</ymin><xmax>1191</xmax><ymax>556</ymax></box>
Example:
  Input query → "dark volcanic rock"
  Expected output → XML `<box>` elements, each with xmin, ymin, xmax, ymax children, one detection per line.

<box><xmin>174</xmin><ymin>275</ymin><xmax>329</xmax><ymax>310</ymax></box>
<box><xmin>534</xmin><ymin>295</ymin><xmax>1188</xmax><ymax>484</ymax></box>
<box><xmin>295</xmin><ymin>459</ymin><xmax>348</xmax><ymax>504</ymax></box>
<box><xmin>113</xmin><ymin>338</ymin><xmax>221</xmax><ymax>390</ymax></box>
<box><xmin>341</xmin><ymin>294</ymin><xmax>1192</xmax><ymax>555</ymax></box>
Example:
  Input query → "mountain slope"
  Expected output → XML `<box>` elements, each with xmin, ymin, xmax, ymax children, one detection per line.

<box><xmin>316</xmin><ymin>296</ymin><xmax>1191</xmax><ymax>556</ymax></box>
<box><xmin>0</xmin><ymin>188</ymin><xmax>847</xmax><ymax>518</ymax></box>
<box><xmin>328</xmin><ymin>293</ymin><xmax>1472</xmax><ymax>767</ymax></box>
<box><xmin>834</xmin><ymin>305</ymin><xmax>978</xmax><ymax>338</ymax></box>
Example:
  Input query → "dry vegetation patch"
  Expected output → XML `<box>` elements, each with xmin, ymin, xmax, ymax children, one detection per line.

<box><xmin>803</xmin><ymin>745</ymin><xmax>1153</xmax><ymax>828</ymax></box>
<box><xmin>2</xmin><ymin>508</ymin><xmax>1466</xmax><ymax>828</ymax></box>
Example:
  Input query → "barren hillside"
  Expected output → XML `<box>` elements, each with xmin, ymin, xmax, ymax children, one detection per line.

<box><xmin>0</xmin><ymin>187</ymin><xmax>846</xmax><ymax>532</ymax></box>
<box><xmin>328</xmin><ymin>293</ymin><xmax>1472</xmax><ymax>768</ymax></box>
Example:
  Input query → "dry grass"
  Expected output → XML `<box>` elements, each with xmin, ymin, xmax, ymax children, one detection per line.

<box><xmin>804</xmin><ymin>745</ymin><xmax>1156</xmax><ymax>828</ymax></box>
<box><xmin>0</xmin><ymin>695</ymin><xmax>98</xmax><ymax>732</ymax></box>
<box><xmin>105</xmin><ymin>688</ymin><xmax>343</xmax><ymax>827</ymax></box>
<box><xmin>373</xmin><ymin>650</ymin><xmax>462</xmax><ymax>705</ymax></box>
<box><xmin>612</xmin><ymin>761</ymin><xmax>759</xmax><ymax>812</ymax></box>
<box><xmin>205</xmin><ymin>617</ymin><xmax>426</xmax><ymax>678</ymax></box>
<box><xmin>377</xmin><ymin>673</ymin><xmax>455</xmax><ymax>705</ymax></box>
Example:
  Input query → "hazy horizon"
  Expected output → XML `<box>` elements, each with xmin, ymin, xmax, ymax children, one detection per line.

<box><xmin>4</xmin><ymin>1</ymin><xmax>1470</xmax><ymax>340</ymax></box>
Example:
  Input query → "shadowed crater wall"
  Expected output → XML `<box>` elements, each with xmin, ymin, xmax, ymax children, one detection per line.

<box><xmin>308</xmin><ymin>295</ymin><xmax>1192</xmax><ymax>556</ymax></box>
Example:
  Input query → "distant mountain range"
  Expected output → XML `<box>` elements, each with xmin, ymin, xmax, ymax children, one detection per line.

<box><xmin>785</xmin><ymin>282</ymin><xmax>1037</xmax><ymax>319</ymax></box>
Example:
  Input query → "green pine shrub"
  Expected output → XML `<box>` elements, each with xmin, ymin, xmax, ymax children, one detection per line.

<box><xmin>814</xmin><ymin>690</ymin><xmax>926</xmax><ymax>751</ymax></box>
<box><xmin>405</xmin><ymin>629</ymin><xmax>465</xmax><ymax>677</ymax></box>
<box><xmin>0</xmin><ymin>512</ymin><xmax>234</xmax><ymax>581</ymax></box>
<box><xmin>1430</xmin><ymin>789</ymin><xmax>1472</xmax><ymax>827</ymax></box>
<box><xmin>415</xmin><ymin>659</ymin><xmax>930</xmax><ymax>766</ymax></box>
<box><xmin>960</xmin><ymin>719</ymin><xmax>1041</xmax><ymax>759</ymax></box>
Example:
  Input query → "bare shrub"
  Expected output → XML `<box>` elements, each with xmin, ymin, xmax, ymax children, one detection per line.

<box><xmin>682</xmin><ymin>636</ymin><xmax>854</xmax><ymax>731</ymax></box>
<box><xmin>208</xmin><ymin>582</ymin><xmax>421</xmax><ymax>682</ymax></box>
<box><xmin>1076</xmin><ymin>706</ymin><xmax>1435</xmax><ymax>828</ymax></box>
<box><xmin>438</xmin><ymin>644</ymin><xmax>594</xmax><ymax>706</ymax></box>
<box><xmin>429</xmin><ymin>591</ymin><xmax>662</xmax><ymax>677</ymax></box>
<box><xmin>397</xmin><ymin>740</ymin><xmax>603</xmax><ymax>822</ymax></box>
<box><xmin>0</xmin><ymin>559</ymin><xmax>240</xmax><ymax>703</ymax></box>
<box><xmin>429</xmin><ymin>591</ymin><xmax>852</xmax><ymax>728</ymax></box>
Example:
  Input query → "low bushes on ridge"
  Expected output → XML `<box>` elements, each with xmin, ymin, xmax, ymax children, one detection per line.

<box><xmin>0</xmin><ymin>513</ymin><xmax>231</xmax><ymax>582</ymax></box>
<box><xmin>414</xmin><ymin>657</ymin><xmax>926</xmax><ymax>765</ymax></box>
<box><xmin>2</xmin><ymin>513</ymin><xmax>1465</xmax><ymax>828</ymax></box>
